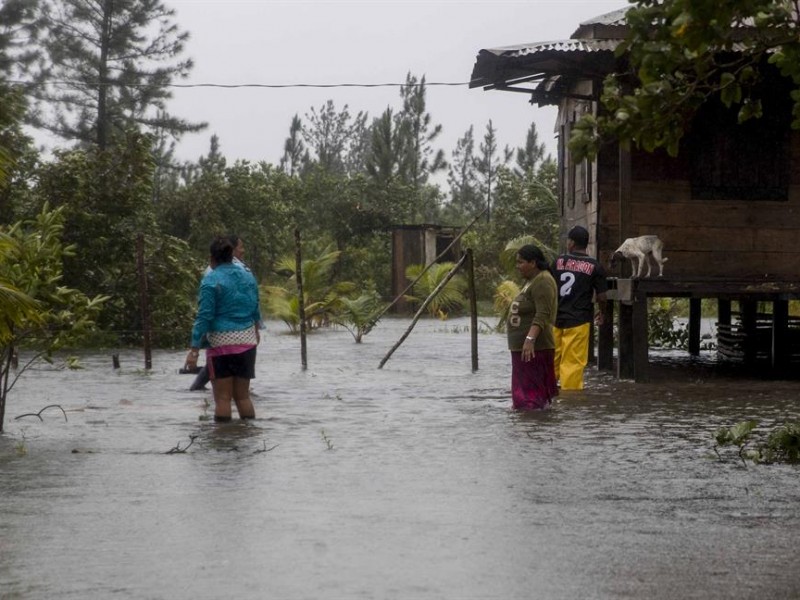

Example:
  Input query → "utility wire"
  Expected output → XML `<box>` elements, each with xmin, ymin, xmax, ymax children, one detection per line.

<box><xmin>9</xmin><ymin>80</ymin><xmax>473</xmax><ymax>89</ymax></box>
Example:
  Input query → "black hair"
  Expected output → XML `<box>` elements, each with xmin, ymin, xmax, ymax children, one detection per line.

<box><xmin>228</xmin><ymin>234</ymin><xmax>240</xmax><ymax>248</ymax></box>
<box><xmin>517</xmin><ymin>244</ymin><xmax>549</xmax><ymax>271</ymax></box>
<box><xmin>209</xmin><ymin>236</ymin><xmax>234</xmax><ymax>264</ymax></box>
<box><xmin>568</xmin><ymin>225</ymin><xmax>590</xmax><ymax>249</ymax></box>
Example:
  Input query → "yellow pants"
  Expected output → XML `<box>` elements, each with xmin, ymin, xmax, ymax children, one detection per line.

<box><xmin>554</xmin><ymin>323</ymin><xmax>591</xmax><ymax>390</ymax></box>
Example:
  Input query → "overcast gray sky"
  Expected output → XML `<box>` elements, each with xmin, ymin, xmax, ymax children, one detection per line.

<box><xmin>169</xmin><ymin>0</ymin><xmax>625</xmax><ymax>167</ymax></box>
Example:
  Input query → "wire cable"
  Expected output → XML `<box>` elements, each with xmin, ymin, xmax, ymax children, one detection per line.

<box><xmin>9</xmin><ymin>80</ymin><xmax>473</xmax><ymax>89</ymax></box>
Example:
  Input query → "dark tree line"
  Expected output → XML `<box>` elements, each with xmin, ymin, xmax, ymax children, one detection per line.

<box><xmin>0</xmin><ymin>0</ymin><xmax>557</xmax><ymax>346</ymax></box>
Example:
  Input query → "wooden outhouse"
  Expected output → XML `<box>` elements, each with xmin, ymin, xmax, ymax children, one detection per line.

<box><xmin>391</xmin><ymin>224</ymin><xmax>461</xmax><ymax>313</ymax></box>
<box><xmin>470</xmin><ymin>7</ymin><xmax>800</xmax><ymax>380</ymax></box>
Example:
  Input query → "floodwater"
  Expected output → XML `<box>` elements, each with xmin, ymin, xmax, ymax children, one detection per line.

<box><xmin>1</xmin><ymin>317</ymin><xmax>799</xmax><ymax>599</ymax></box>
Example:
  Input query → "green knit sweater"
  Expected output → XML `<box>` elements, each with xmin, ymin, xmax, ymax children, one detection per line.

<box><xmin>506</xmin><ymin>270</ymin><xmax>557</xmax><ymax>351</ymax></box>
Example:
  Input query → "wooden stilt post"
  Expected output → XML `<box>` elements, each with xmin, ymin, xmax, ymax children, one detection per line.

<box><xmin>718</xmin><ymin>299</ymin><xmax>731</xmax><ymax>327</ymax></box>
<box><xmin>618</xmin><ymin>300</ymin><xmax>634</xmax><ymax>380</ymax></box>
<box><xmin>772</xmin><ymin>299</ymin><xmax>789</xmax><ymax>376</ymax></box>
<box><xmin>689</xmin><ymin>298</ymin><xmax>702</xmax><ymax>356</ymax></box>
<box><xmin>598</xmin><ymin>299</ymin><xmax>614</xmax><ymax>371</ymax></box>
<box><xmin>632</xmin><ymin>290</ymin><xmax>649</xmax><ymax>383</ymax></box>
<box><xmin>741</xmin><ymin>300</ymin><xmax>758</xmax><ymax>366</ymax></box>
<box><xmin>295</xmin><ymin>228</ymin><xmax>307</xmax><ymax>370</ymax></box>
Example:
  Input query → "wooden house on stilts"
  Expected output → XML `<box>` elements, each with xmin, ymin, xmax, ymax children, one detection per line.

<box><xmin>470</xmin><ymin>7</ymin><xmax>800</xmax><ymax>381</ymax></box>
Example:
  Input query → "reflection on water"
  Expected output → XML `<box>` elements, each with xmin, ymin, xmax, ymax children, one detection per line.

<box><xmin>1</xmin><ymin>318</ymin><xmax>799</xmax><ymax>599</ymax></box>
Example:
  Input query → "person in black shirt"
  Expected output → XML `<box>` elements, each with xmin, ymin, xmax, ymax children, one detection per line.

<box><xmin>552</xmin><ymin>226</ymin><xmax>608</xmax><ymax>390</ymax></box>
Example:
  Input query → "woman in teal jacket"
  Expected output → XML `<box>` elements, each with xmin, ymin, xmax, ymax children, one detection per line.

<box><xmin>185</xmin><ymin>236</ymin><xmax>262</xmax><ymax>421</ymax></box>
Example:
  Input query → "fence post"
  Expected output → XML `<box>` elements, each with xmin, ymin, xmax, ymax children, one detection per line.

<box><xmin>295</xmin><ymin>228</ymin><xmax>307</xmax><ymax>370</ymax></box>
<box><xmin>136</xmin><ymin>234</ymin><xmax>152</xmax><ymax>370</ymax></box>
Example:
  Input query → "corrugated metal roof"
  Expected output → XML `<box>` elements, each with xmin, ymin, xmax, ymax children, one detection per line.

<box><xmin>469</xmin><ymin>7</ymin><xmax>627</xmax><ymax>92</ymax></box>
<box><xmin>469</xmin><ymin>4</ymin><xmax>791</xmax><ymax>100</ymax></box>
<box><xmin>469</xmin><ymin>38</ymin><xmax>621</xmax><ymax>93</ymax></box>
<box><xmin>578</xmin><ymin>7</ymin><xmax>629</xmax><ymax>28</ymax></box>
<box><xmin>484</xmin><ymin>38</ymin><xmax>621</xmax><ymax>60</ymax></box>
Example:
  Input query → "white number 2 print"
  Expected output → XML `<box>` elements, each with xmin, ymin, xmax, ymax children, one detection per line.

<box><xmin>559</xmin><ymin>272</ymin><xmax>576</xmax><ymax>298</ymax></box>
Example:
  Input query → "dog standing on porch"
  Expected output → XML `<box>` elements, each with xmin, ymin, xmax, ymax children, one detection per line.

<box><xmin>611</xmin><ymin>235</ymin><xmax>668</xmax><ymax>278</ymax></box>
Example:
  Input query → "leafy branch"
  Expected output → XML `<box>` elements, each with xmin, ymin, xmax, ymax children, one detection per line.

<box><xmin>713</xmin><ymin>420</ymin><xmax>800</xmax><ymax>465</ymax></box>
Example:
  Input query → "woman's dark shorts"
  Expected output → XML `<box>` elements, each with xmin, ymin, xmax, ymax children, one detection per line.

<box><xmin>209</xmin><ymin>347</ymin><xmax>257</xmax><ymax>380</ymax></box>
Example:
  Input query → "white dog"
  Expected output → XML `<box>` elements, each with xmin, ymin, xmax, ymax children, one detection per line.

<box><xmin>610</xmin><ymin>235</ymin><xmax>668</xmax><ymax>278</ymax></box>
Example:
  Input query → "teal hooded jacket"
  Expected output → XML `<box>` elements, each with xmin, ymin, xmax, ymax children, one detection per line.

<box><xmin>191</xmin><ymin>262</ymin><xmax>261</xmax><ymax>348</ymax></box>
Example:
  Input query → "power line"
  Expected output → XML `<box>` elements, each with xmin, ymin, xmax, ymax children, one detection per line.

<box><xmin>9</xmin><ymin>80</ymin><xmax>473</xmax><ymax>89</ymax></box>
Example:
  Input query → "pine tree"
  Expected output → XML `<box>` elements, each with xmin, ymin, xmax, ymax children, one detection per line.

<box><xmin>446</xmin><ymin>125</ymin><xmax>481</xmax><ymax>219</ymax></box>
<box><xmin>150</xmin><ymin>115</ymin><xmax>180</xmax><ymax>204</ymax></box>
<box><xmin>343</xmin><ymin>111</ymin><xmax>369</xmax><ymax>177</ymax></box>
<box><xmin>198</xmin><ymin>134</ymin><xmax>226</xmax><ymax>175</ymax></box>
<box><xmin>474</xmin><ymin>120</ymin><xmax>511</xmax><ymax>222</ymax></box>
<box><xmin>514</xmin><ymin>122</ymin><xmax>547</xmax><ymax>180</ymax></box>
<box><xmin>0</xmin><ymin>1</ymin><xmax>39</xmax><ymax>223</ymax></box>
<box><xmin>28</xmin><ymin>0</ymin><xmax>205</xmax><ymax>149</ymax></box>
<box><xmin>0</xmin><ymin>0</ymin><xmax>40</xmax><ymax>77</ymax></box>
<box><xmin>365</xmin><ymin>108</ymin><xmax>403</xmax><ymax>187</ymax></box>
<box><xmin>395</xmin><ymin>72</ymin><xmax>446</xmax><ymax>190</ymax></box>
<box><xmin>302</xmin><ymin>100</ymin><xmax>366</xmax><ymax>175</ymax></box>
<box><xmin>280</xmin><ymin>114</ymin><xmax>308</xmax><ymax>177</ymax></box>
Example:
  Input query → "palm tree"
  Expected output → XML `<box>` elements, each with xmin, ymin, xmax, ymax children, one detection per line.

<box><xmin>264</xmin><ymin>246</ymin><xmax>356</xmax><ymax>332</ymax></box>
<box><xmin>403</xmin><ymin>262</ymin><xmax>467</xmax><ymax>318</ymax></box>
<box><xmin>331</xmin><ymin>292</ymin><xmax>384</xmax><ymax>343</ymax></box>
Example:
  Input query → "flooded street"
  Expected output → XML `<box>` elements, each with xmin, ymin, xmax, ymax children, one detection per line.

<box><xmin>1</xmin><ymin>317</ymin><xmax>799</xmax><ymax>599</ymax></box>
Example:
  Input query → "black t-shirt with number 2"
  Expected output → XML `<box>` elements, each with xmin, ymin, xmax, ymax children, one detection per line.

<box><xmin>552</xmin><ymin>252</ymin><xmax>608</xmax><ymax>328</ymax></box>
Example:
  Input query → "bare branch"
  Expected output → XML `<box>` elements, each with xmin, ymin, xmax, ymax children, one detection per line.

<box><xmin>165</xmin><ymin>434</ymin><xmax>198</xmax><ymax>454</ymax></box>
<box><xmin>14</xmin><ymin>403</ymin><xmax>68</xmax><ymax>422</ymax></box>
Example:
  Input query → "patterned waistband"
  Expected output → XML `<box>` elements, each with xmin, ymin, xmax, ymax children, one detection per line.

<box><xmin>207</xmin><ymin>327</ymin><xmax>258</xmax><ymax>348</ymax></box>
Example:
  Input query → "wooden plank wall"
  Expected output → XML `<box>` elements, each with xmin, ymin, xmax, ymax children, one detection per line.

<box><xmin>597</xmin><ymin>135</ymin><xmax>800</xmax><ymax>280</ymax></box>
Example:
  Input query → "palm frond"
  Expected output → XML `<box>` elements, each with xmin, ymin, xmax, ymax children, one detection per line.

<box><xmin>493</xmin><ymin>279</ymin><xmax>521</xmax><ymax>333</ymax></box>
<box><xmin>499</xmin><ymin>235</ymin><xmax>557</xmax><ymax>274</ymax></box>
<box><xmin>331</xmin><ymin>292</ymin><xmax>384</xmax><ymax>342</ymax></box>
<box><xmin>404</xmin><ymin>262</ymin><xmax>467</xmax><ymax>318</ymax></box>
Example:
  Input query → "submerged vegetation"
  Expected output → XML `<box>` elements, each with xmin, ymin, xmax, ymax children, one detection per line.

<box><xmin>714</xmin><ymin>420</ymin><xmax>800</xmax><ymax>465</ymax></box>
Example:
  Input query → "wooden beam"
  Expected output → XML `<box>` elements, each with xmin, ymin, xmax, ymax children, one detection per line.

<box><xmin>598</xmin><ymin>299</ymin><xmax>614</xmax><ymax>371</ymax></box>
<box><xmin>772</xmin><ymin>299</ymin><xmax>789</xmax><ymax>376</ymax></box>
<box><xmin>740</xmin><ymin>300</ymin><xmax>758</xmax><ymax>366</ymax></box>
<box><xmin>617</xmin><ymin>301</ymin><xmax>634</xmax><ymax>380</ymax></box>
<box><xmin>689</xmin><ymin>298</ymin><xmax>702</xmax><ymax>356</ymax></box>
<box><xmin>632</xmin><ymin>291</ymin><xmax>649</xmax><ymax>383</ymax></box>
<box><xmin>718</xmin><ymin>299</ymin><xmax>731</xmax><ymax>327</ymax></box>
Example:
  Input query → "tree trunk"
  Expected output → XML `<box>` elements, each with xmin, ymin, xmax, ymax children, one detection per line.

<box><xmin>96</xmin><ymin>0</ymin><xmax>114</xmax><ymax>149</ymax></box>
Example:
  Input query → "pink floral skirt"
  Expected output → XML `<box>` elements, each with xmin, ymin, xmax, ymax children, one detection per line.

<box><xmin>510</xmin><ymin>349</ymin><xmax>558</xmax><ymax>410</ymax></box>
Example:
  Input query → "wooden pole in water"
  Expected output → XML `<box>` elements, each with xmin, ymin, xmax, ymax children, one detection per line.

<box><xmin>295</xmin><ymin>228</ymin><xmax>307</xmax><ymax>370</ymax></box>
<box><xmin>465</xmin><ymin>248</ymin><xmax>478</xmax><ymax>372</ymax></box>
<box><xmin>379</xmin><ymin>253</ymin><xmax>468</xmax><ymax>369</ymax></box>
<box><xmin>136</xmin><ymin>234</ymin><xmax>152</xmax><ymax>370</ymax></box>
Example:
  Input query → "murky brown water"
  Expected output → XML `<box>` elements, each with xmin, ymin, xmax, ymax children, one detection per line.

<box><xmin>2</xmin><ymin>317</ymin><xmax>799</xmax><ymax>599</ymax></box>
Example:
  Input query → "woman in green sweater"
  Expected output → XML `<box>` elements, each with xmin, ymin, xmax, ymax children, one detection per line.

<box><xmin>507</xmin><ymin>244</ymin><xmax>558</xmax><ymax>410</ymax></box>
